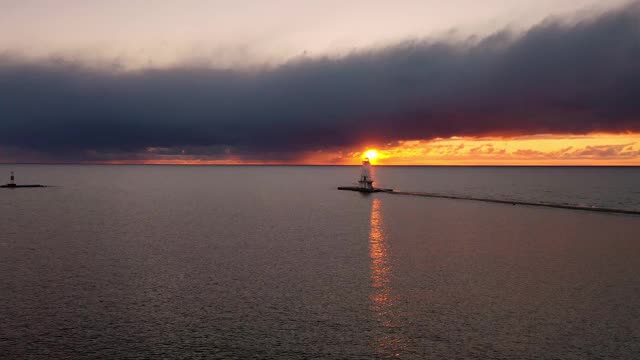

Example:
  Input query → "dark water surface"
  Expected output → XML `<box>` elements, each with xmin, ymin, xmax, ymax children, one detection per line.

<box><xmin>1</xmin><ymin>165</ymin><xmax>639</xmax><ymax>359</ymax></box>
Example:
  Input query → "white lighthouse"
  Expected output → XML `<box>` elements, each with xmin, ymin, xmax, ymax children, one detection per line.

<box><xmin>9</xmin><ymin>171</ymin><xmax>15</xmax><ymax>186</ymax></box>
<box><xmin>358</xmin><ymin>158</ymin><xmax>374</xmax><ymax>191</ymax></box>
<box><xmin>338</xmin><ymin>156</ymin><xmax>392</xmax><ymax>193</ymax></box>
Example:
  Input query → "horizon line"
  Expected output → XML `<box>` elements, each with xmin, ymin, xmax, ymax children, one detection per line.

<box><xmin>1</xmin><ymin>162</ymin><xmax>639</xmax><ymax>167</ymax></box>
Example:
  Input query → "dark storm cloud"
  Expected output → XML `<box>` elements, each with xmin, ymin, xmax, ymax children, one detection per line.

<box><xmin>1</xmin><ymin>2</ymin><xmax>640</xmax><ymax>160</ymax></box>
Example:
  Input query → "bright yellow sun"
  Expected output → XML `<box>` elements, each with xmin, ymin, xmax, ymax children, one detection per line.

<box><xmin>364</xmin><ymin>149</ymin><xmax>379</xmax><ymax>160</ymax></box>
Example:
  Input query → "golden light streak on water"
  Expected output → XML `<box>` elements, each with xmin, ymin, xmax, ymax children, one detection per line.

<box><xmin>368</xmin><ymin>198</ymin><xmax>407</xmax><ymax>357</ymax></box>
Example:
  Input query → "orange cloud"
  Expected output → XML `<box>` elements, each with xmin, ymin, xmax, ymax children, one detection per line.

<box><xmin>336</xmin><ymin>133</ymin><xmax>640</xmax><ymax>165</ymax></box>
<box><xmin>78</xmin><ymin>133</ymin><xmax>640</xmax><ymax>166</ymax></box>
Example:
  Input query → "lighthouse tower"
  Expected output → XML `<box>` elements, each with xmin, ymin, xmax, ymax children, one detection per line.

<box><xmin>358</xmin><ymin>158</ymin><xmax>374</xmax><ymax>191</ymax></box>
<box><xmin>9</xmin><ymin>172</ymin><xmax>16</xmax><ymax>187</ymax></box>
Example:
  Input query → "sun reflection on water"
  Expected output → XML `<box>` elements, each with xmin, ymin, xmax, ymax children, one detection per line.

<box><xmin>368</xmin><ymin>198</ymin><xmax>407</xmax><ymax>357</ymax></box>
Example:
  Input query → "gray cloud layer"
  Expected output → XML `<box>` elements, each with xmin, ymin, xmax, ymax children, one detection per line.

<box><xmin>1</xmin><ymin>2</ymin><xmax>639</xmax><ymax>161</ymax></box>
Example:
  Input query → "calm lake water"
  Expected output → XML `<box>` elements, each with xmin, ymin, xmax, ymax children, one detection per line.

<box><xmin>1</xmin><ymin>165</ymin><xmax>639</xmax><ymax>359</ymax></box>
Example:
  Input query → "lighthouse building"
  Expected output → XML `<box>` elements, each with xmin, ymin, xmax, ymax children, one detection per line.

<box><xmin>358</xmin><ymin>158</ymin><xmax>374</xmax><ymax>191</ymax></box>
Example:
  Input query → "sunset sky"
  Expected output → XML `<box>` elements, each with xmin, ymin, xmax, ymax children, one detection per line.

<box><xmin>1</xmin><ymin>0</ymin><xmax>639</xmax><ymax>165</ymax></box>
